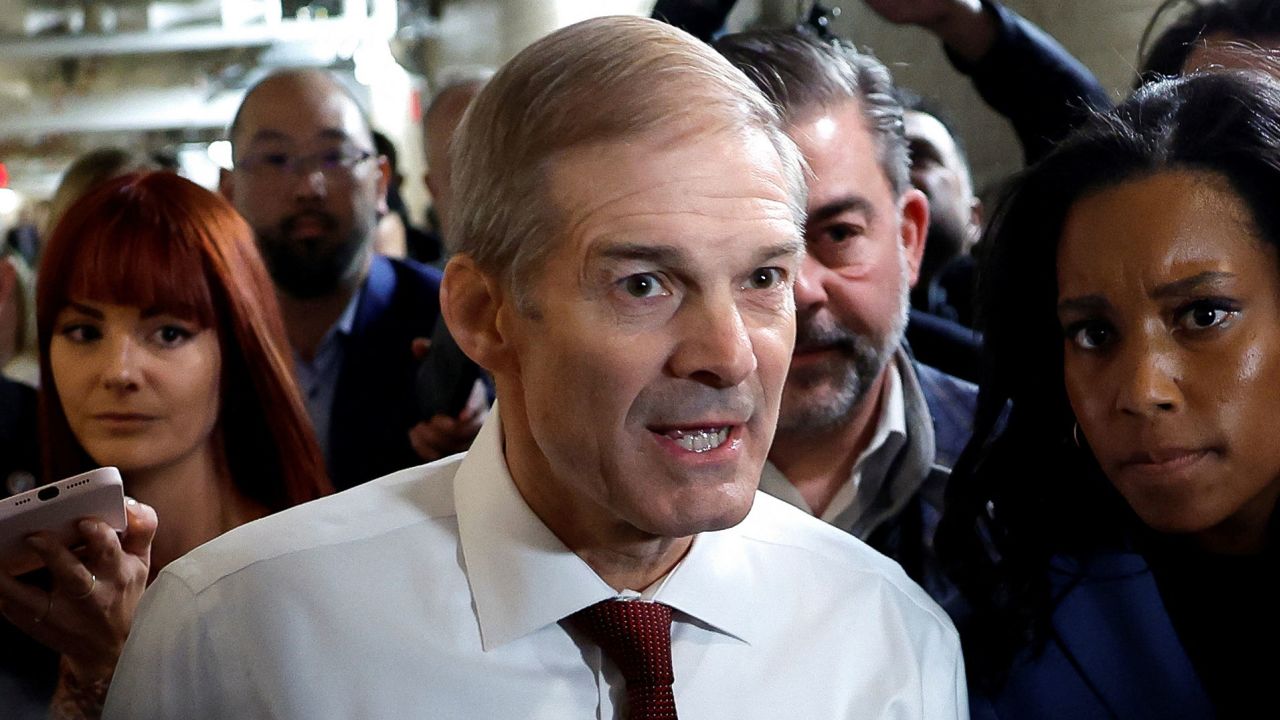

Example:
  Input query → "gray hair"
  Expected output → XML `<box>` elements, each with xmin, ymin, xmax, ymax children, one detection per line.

<box><xmin>715</xmin><ymin>30</ymin><xmax>910</xmax><ymax>197</ymax></box>
<box><xmin>449</xmin><ymin>15</ymin><xmax>807</xmax><ymax>311</ymax></box>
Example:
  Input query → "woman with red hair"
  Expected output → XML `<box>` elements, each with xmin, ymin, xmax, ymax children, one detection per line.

<box><xmin>0</xmin><ymin>171</ymin><xmax>331</xmax><ymax>718</ymax></box>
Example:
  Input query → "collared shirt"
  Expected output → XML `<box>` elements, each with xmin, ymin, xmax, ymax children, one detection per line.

<box><xmin>292</xmin><ymin>289</ymin><xmax>360</xmax><ymax>465</ymax></box>
<box><xmin>760</xmin><ymin>361</ymin><xmax>907</xmax><ymax>526</ymax></box>
<box><xmin>104</xmin><ymin>406</ymin><xmax>967</xmax><ymax>719</ymax></box>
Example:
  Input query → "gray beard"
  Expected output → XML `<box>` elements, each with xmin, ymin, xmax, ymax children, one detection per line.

<box><xmin>777</xmin><ymin>292</ymin><xmax>908</xmax><ymax>435</ymax></box>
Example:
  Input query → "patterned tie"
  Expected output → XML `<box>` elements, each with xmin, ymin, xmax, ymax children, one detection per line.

<box><xmin>572</xmin><ymin>599</ymin><xmax>679</xmax><ymax>720</ymax></box>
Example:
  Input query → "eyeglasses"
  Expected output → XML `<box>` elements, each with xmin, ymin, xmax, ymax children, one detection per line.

<box><xmin>236</xmin><ymin>147</ymin><xmax>376</xmax><ymax>180</ymax></box>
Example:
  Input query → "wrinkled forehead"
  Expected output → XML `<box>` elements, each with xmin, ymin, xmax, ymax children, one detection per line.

<box><xmin>543</xmin><ymin>125</ymin><xmax>802</xmax><ymax>265</ymax></box>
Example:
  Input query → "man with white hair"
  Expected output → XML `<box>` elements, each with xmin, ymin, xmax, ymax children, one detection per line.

<box><xmin>105</xmin><ymin>17</ymin><xmax>966</xmax><ymax>719</ymax></box>
<box><xmin>717</xmin><ymin>31</ymin><xmax>978</xmax><ymax>609</ymax></box>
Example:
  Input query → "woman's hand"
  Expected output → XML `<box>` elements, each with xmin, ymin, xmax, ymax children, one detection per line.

<box><xmin>0</xmin><ymin>498</ymin><xmax>158</xmax><ymax>684</ymax></box>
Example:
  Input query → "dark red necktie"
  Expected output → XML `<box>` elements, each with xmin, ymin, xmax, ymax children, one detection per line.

<box><xmin>572</xmin><ymin>599</ymin><xmax>679</xmax><ymax>720</ymax></box>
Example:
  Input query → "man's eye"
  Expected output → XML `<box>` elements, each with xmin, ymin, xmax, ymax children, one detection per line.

<box><xmin>822</xmin><ymin>224</ymin><xmax>863</xmax><ymax>245</ymax></box>
<box><xmin>260</xmin><ymin>153</ymin><xmax>291</xmax><ymax>168</ymax></box>
<box><xmin>318</xmin><ymin>150</ymin><xmax>347</xmax><ymax>168</ymax></box>
<box><xmin>620</xmin><ymin>273</ymin><xmax>667</xmax><ymax>299</ymax></box>
<box><xmin>746</xmin><ymin>267</ymin><xmax>784</xmax><ymax>290</ymax></box>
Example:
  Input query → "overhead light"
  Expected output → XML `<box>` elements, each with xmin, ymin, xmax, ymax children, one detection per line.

<box><xmin>0</xmin><ymin>188</ymin><xmax>20</xmax><ymax>215</ymax></box>
<box><xmin>208</xmin><ymin>140</ymin><xmax>233</xmax><ymax>169</ymax></box>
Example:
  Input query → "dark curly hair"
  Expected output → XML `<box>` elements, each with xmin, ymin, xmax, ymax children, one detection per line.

<box><xmin>936</xmin><ymin>70</ymin><xmax>1280</xmax><ymax>689</ymax></box>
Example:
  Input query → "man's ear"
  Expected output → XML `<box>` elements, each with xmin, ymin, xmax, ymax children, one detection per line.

<box><xmin>424</xmin><ymin>171</ymin><xmax>441</xmax><ymax>204</ymax></box>
<box><xmin>375</xmin><ymin>156</ymin><xmax>392</xmax><ymax>216</ymax></box>
<box><xmin>441</xmin><ymin>255</ymin><xmax>516</xmax><ymax>375</ymax></box>
<box><xmin>966</xmin><ymin>196</ymin><xmax>985</xmax><ymax>252</ymax></box>
<box><xmin>218</xmin><ymin>167</ymin><xmax>235</xmax><ymax>203</ymax></box>
<box><xmin>899</xmin><ymin>187</ymin><xmax>930</xmax><ymax>288</ymax></box>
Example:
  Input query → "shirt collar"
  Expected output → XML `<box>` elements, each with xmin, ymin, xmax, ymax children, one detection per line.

<box><xmin>756</xmin><ymin>361</ymin><xmax>907</xmax><ymax>518</ymax></box>
<box><xmin>857</xmin><ymin>361</ymin><xmax>907</xmax><ymax>471</ymax></box>
<box><xmin>454</xmin><ymin>404</ymin><xmax>758</xmax><ymax>651</ymax></box>
<box><xmin>332</xmin><ymin>286</ymin><xmax>361</xmax><ymax>338</ymax></box>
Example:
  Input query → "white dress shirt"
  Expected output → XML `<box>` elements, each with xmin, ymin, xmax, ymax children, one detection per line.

<box><xmin>104</xmin><ymin>407</ymin><xmax>967</xmax><ymax>719</ymax></box>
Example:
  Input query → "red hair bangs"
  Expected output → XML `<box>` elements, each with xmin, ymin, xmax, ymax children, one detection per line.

<box><xmin>37</xmin><ymin>173</ymin><xmax>237</xmax><ymax>343</ymax></box>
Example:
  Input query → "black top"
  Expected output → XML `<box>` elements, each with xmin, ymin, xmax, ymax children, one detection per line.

<box><xmin>1147</xmin><ymin>534</ymin><xmax>1279</xmax><ymax>719</ymax></box>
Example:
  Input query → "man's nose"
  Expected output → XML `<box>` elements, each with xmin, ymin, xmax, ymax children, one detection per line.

<box><xmin>291</xmin><ymin>164</ymin><xmax>327</xmax><ymax>199</ymax></box>
<box><xmin>668</xmin><ymin>292</ymin><xmax>757</xmax><ymax>389</ymax></box>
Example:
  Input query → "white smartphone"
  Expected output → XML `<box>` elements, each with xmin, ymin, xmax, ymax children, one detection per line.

<box><xmin>0</xmin><ymin>467</ymin><xmax>127</xmax><ymax>576</ymax></box>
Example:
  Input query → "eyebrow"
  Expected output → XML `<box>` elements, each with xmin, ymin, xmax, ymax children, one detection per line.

<box><xmin>1057</xmin><ymin>271</ymin><xmax>1239</xmax><ymax>315</ymax></box>
<box><xmin>65</xmin><ymin>302</ymin><xmax>180</xmax><ymax>320</ymax></box>
<box><xmin>808</xmin><ymin>196</ymin><xmax>875</xmax><ymax>226</ymax></box>
<box><xmin>908</xmin><ymin>139</ymin><xmax>943</xmax><ymax>165</ymax></box>
<box><xmin>1151</xmin><ymin>270</ymin><xmax>1237</xmax><ymax>299</ymax></box>
<box><xmin>66</xmin><ymin>301</ymin><xmax>104</xmax><ymax>319</ymax></box>
<box><xmin>594</xmin><ymin>239</ymin><xmax>805</xmax><ymax>267</ymax></box>
<box><xmin>246</xmin><ymin>128</ymin><xmax>354</xmax><ymax>145</ymax></box>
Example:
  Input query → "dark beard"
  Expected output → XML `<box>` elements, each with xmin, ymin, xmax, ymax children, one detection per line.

<box><xmin>257</xmin><ymin>213</ymin><xmax>365</xmax><ymax>299</ymax></box>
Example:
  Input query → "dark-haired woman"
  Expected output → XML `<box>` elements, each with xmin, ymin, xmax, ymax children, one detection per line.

<box><xmin>939</xmin><ymin>70</ymin><xmax>1280</xmax><ymax>719</ymax></box>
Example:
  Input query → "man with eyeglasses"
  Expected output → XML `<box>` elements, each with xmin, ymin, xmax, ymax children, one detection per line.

<box><xmin>221</xmin><ymin>69</ymin><xmax>483</xmax><ymax>490</ymax></box>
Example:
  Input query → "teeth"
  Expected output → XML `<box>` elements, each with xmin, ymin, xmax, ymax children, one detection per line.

<box><xmin>669</xmin><ymin>427</ymin><xmax>730</xmax><ymax>453</ymax></box>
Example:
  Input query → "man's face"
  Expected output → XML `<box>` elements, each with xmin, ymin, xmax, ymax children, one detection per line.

<box><xmin>499</xmin><ymin>126</ymin><xmax>802</xmax><ymax>541</ymax></box>
<box><xmin>423</xmin><ymin>82</ymin><xmax>483</xmax><ymax>244</ymax></box>
<box><xmin>227</xmin><ymin>75</ymin><xmax>387</xmax><ymax>299</ymax></box>
<box><xmin>905</xmin><ymin>110</ymin><xmax>978</xmax><ymax>263</ymax></box>
<box><xmin>780</xmin><ymin>100</ymin><xmax>922</xmax><ymax>433</ymax></box>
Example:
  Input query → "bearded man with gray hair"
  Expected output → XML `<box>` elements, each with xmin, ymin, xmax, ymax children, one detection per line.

<box><xmin>716</xmin><ymin>31</ymin><xmax>979</xmax><ymax>610</ymax></box>
<box><xmin>104</xmin><ymin>17</ymin><xmax>966</xmax><ymax>719</ymax></box>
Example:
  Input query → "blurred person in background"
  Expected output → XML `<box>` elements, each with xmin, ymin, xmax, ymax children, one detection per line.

<box><xmin>0</xmin><ymin>172</ymin><xmax>330</xmax><ymax>720</ymax></box>
<box><xmin>221</xmin><ymin>69</ymin><xmax>484</xmax><ymax>489</ymax></box>
<box><xmin>421</xmin><ymin>69</ymin><xmax>490</xmax><ymax>262</ymax></box>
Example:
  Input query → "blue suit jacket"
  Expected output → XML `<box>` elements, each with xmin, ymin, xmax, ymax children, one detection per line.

<box><xmin>329</xmin><ymin>255</ymin><xmax>443</xmax><ymax>490</ymax></box>
<box><xmin>973</xmin><ymin>553</ymin><xmax>1213</xmax><ymax>720</ymax></box>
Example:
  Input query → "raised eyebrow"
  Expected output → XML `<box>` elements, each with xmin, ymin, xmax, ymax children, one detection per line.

<box><xmin>1056</xmin><ymin>294</ymin><xmax>1110</xmax><ymax>316</ymax></box>
<box><xmin>1150</xmin><ymin>271</ymin><xmax>1237</xmax><ymax>299</ymax></box>
<box><xmin>808</xmin><ymin>196</ymin><xmax>875</xmax><ymax>226</ymax></box>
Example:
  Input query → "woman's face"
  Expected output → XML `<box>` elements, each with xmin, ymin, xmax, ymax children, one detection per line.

<box><xmin>1057</xmin><ymin>170</ymin><xmax>1280</xmax><ymax>554</ymax></box>
<box><xmin>50</xmin><ymin>300</ymin><xmax>222</xmax><ymax>478</ymax></box>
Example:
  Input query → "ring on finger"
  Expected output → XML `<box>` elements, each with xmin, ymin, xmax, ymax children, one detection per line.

<box><xmin>34</xmin><ymin>595</ymin><xmax>52</xmax><ymax>624</ymax></box>
<box><xmin>71</xmin><ymin>574</ymin><xmax>97</xmax><ymax>601</ymax></box>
